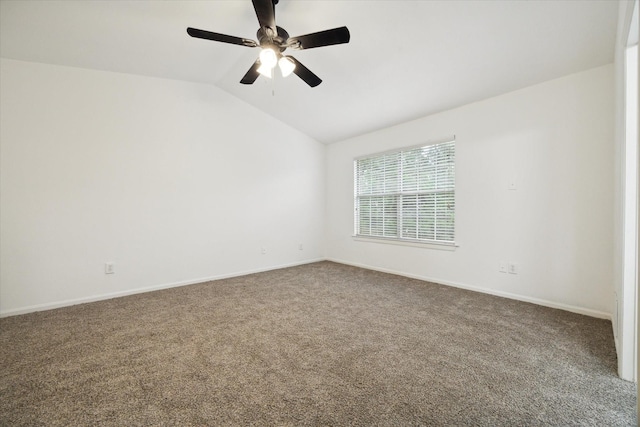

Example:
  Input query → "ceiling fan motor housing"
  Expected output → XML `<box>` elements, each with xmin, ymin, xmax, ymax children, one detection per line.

<box><xmin>257</xmin><ymin>26</ymin><xmax>290</xmax><ymax>53</ymax></box>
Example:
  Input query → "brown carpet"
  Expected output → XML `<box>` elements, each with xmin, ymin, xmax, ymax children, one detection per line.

<box><xmin>0</xmin><ymin>261</ymin><xmax>636</xmax><ymax>426</ymax></box>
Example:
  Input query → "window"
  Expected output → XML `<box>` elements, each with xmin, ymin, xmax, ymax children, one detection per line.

<box><xmin>354</xmin><ymin>139</ymin><xmax>455</xmax><ymax>245</ymax></box>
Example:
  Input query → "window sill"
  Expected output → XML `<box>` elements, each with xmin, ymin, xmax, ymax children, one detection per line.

<box><xmin>352</xmin><ymin>236</ymin><xmax>458</xmax><ymax>251</ymax></box>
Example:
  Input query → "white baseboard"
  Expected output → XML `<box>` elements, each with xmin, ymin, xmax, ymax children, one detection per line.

<box><xmin>2</xmin><ymin>257</ymin><xmax>612</xmax><ymax>321</ymax></box>
<box><xmin>0</xmin><ymin>258</ymin><xmax>325</xmax><ymax>318</ymax></box>
<box><xmin>326</xmin><ymin>258</ymin><xmax>612</xmax><ymax>320</ymax></box>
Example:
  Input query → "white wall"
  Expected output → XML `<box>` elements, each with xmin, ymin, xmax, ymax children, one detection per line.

<box><xmin>326</xmin><ymin>64</ymin><xmax>614</xmax><ymax>317</ymax></box>
<box><xmin>0</xmin><ymin>58</ymin><xmax>618</xmax><ymax>322</ymax></box>
<box><xmin>612</xmin><ymin>0</ymin><xmax>638</xmax><ymax>382</ymax></box>
<box><xmin>0</xmin><ymin>58</ymin><xmax>325</xmax><ymax>316</ymax></box>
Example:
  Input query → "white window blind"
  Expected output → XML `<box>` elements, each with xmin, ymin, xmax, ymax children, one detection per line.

<box><xmin>354</xmin><ymin>139</ymin><xmax>455</xmax><ymax>244</ymax></box>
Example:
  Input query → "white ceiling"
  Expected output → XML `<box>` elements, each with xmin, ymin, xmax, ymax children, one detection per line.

<box><xmin>0</xmin><ymin>0</ymin><xmax>619</xmax><ymax>144</ymax></box>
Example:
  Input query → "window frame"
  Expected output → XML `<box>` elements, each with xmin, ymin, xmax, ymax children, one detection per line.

<box><xmin>353</xmin><ymin>137</ymin><xmax>457</xmax><ymax>248</ymax></box>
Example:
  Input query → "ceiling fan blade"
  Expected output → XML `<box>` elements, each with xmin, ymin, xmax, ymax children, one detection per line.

<box><xmin>240</xmin><ymin>60</ymin><xmax>261</xmax><ymax>85</ymax></box>
<box><xmin>289</xmin><ymin>27</ymin><xmax>350</xmax><ymax>50</ymax></box>
<box><xmin>286</xmin><ymin>56</ymin><xmax>322</xmax><ymax>87</ymax></box>
<box><xmin>187</xmin><ymin>27</ymin><xmax>257</xmax><ymax>47</ymax></box>
<box><xmin>252</xmin><ymin>0</ymin><xmax>276</xmax><ymax>34</ymax></box>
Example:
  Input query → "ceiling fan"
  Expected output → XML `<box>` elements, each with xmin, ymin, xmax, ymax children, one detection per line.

<box><xmin>187</xmin><ymin>0</ymin><xmax>350</xmax><ymax>88</ymax></box>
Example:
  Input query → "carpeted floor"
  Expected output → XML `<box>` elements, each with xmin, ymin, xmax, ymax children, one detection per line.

<box><xmin>0</xmin><ymin>261</ymin><xmax>636</xmax><ymax>426</ymax></box>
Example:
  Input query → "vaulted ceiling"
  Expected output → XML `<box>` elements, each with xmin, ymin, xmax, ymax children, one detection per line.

<box><xmin>0</xmin><ymin>0</ymin><xmax>619</xmax><ymax>143</ymax></box>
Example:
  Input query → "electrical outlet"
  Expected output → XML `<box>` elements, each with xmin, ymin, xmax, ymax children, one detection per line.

<box><xmin>499</xmin><ymin>263</ymin><xmax>507</xmax><ymax>273</ymax></box>
<box><xmin>261</xmin><ymin>247</ymin><xmax>266</xmax><ymax>255</ymax></box>
<box><xmin>508</xmin><ymin>263</ymin><xmax>518</xmax><ymax>274</ymax></box>
<box><xmin>299</xmin><ymin>243</ymin><xmax>303</xmax><ymax>251</ymax></box>
<box><xmin>105</xmin><ymin>263</ymin><xmax>115</xmax><ymax>274</ymax></box>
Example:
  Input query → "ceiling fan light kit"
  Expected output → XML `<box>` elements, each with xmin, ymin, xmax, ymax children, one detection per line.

<box><xmin>187</xmin><ymin>0</ymin><xmax>350</xmax><ymax>87</ymax></box>
<box><xmin>278</xmin><ymin>56</ymin><xmax>296</xmax><ymax>77</ymax></box>
<box><xmin>259</xmin><ymin>47</ymin><xmax>278</xmax><ymax>68</ymax></box>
